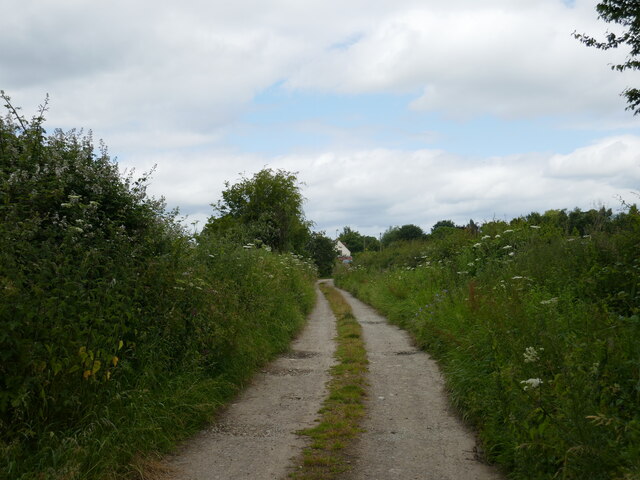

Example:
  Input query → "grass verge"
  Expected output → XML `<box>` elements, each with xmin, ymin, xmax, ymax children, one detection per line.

<box><xmin>289</xmin><ymin>282</ymin><xmax>368</xmax><ymax>480</ymax></box>
<box><xmin>335</xmin><ymin>218</ymin><xmax>640</xmax><ymax>479</ymax></box>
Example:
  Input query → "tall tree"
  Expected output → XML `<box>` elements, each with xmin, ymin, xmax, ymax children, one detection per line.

<box><xmin>306</xmin><ymin>231</ymin><xmax>338</xmax><ymax>277</ymax></box>
<box><xmin>574</xmin><ymin>1</ymin><xmax>640</xmax><ymax>114</ymax></box>
<box><xmin>381</xmin><ymin>224</ymin><xmax>425</xmax><ymax>246</ymax></box>
<box><xmin>338</xmin><ymin>226</ymin><xmax>365</xmax><ymax>253</ymax></box>
<box><xmin>338</xmin><ymin>226</ymin><xmax>380</xmax><ymax>253</ymax></box>
<box><xmin>203</xmin><ymin>168</ymin><xmax>311</xmax><ymax>252</ymax></box>
<box><xmin>430</xmin><ymin>220</ymin><xmax>456</xmax><ymax>234</ymax></box>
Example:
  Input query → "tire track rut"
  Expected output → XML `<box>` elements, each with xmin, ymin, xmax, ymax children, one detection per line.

<box><xmin>164</xmin><ymin>283</ymin><xmax>336</xmax><ymax>480</ymax></box>
<box><xmin>336</xmin><ymin>283</ymin><xmax>503</xmax><ymax>480</ymax></box>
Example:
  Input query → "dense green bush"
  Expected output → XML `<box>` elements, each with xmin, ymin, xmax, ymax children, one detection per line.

<box><xmin>336</xmin><ymin>210</ymin><xmax>640</xmax><ymax>479</ymax></box>
<box><xmin>0</xmin><ymin>97</ymin><xmax>316</xmax><ymax>479</ymax></box>
<box><xmin>1</xmin><ymin>101</ymin><xmax>180</xmax><ymax>433</ymax></box>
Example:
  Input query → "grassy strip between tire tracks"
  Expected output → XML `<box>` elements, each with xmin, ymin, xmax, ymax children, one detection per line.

<box><xmin>289</xmin><ymin>282</ymin><xmax>368</xmax><ymax>480</ymax></box>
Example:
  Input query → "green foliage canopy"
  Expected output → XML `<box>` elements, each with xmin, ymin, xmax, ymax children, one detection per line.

<box><xmin>306</xmin><ymin>231</ymin><xmax>338</xmax><ymax>277</ymax></box>
<box><xmin>381</xmin><ymin>224</ymin><xmax>425</xmax><ymax>246</ymax></box>
<box><xmin>430</xmin><ymin>219</ymin><xmax>456</xmax><ymax>234</ymax></box>
<box><xmin>0</xmin><ymin>94</ymin><xmax>318</xmax><ymax>478</ymax></box>
<box><xmin>0</xmin><ymin>93</ymin><xmax>184</xmax><ymax>438</ymax></box>
<box><xmin>338</xmin><ymin>226</ymin><xmax>379</xmax><ymax>254</ymax></box>
<box><xmin>575</xmin><ymin>1</ymin><xmax>640</xmax><ymax>114</ymax></box>
<box><xmin>204</xmin><ymin>168</ymin><xmax>311</xmax><ymax>253</ymax></box>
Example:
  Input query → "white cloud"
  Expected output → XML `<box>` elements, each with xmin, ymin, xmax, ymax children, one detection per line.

<box><xmin>3</xmin><ymin>0</ymin><xmax>639</xmax><ymax>133</ymax></box>
<box><xmin>136</xmin><ymin>135</ymin><xmax>640</xmax><ymax>236</ymax></box>
<box><xmin>2</xmin><ymin>0</ymin><xmax>639</xmax><ymax>236</ymax></box>
<box><xmin>287</xmin><ymin>0</ymin><xmax>637</xmax><ymax>119</ymax></box>
<box><xmin>548</xmin><ymin>135</ymin><xmax>640</xmax><ymax>182</ymax></box>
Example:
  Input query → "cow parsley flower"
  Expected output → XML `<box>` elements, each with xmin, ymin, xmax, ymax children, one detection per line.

<box><xmin>540</xmin><ymin>297</ymin><xmax>558</xmax><ymax>305</ymax></box>
<box><xmin>521</xmin><ymin>378</ymin><xmax>543</xmax><ymax>391</ymax></box>
<box><xmin>523</xmin><ymin>346</ymin><xmax>543</xmax><ymax>363</ymax></box>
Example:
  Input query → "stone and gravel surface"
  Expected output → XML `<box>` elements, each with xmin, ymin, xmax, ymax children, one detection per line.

<box><xmin>164</xmin><ymin>281</ymin><xmax>503</xmax><ymax>479</ymax></box>
<box><xmin>336</xmin><ymin>284</ymin><xmax>503</xmax><ymax>480</ymax></box>
<box><xmin>165</xmin><ymin>283</ymin><xmax>337</xmax><ymax>479</ymax></box>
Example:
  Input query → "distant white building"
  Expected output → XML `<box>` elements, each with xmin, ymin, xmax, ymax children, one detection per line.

<box><xmin>336</xmin><ymin>240</ymin><xmax>351</xmax><ymax>257</ymax></box>
<box><xmin>336</xmin><ymin>240</ymin><xmax>352</xmax><ymax>263</ymax></box>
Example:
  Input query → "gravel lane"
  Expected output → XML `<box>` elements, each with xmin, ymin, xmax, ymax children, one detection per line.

<box><xmin>164</xmin><ymin>283</ymin><xmax>336</xmax><ymax>480</ymax></box>
<box><xmin>336</xmin><ymin>284</ymin><xmax>504</xmax><ymax>480</ymax></box>
<box><xmin>163</xmin><ymin>281</ymin><xmax>504</xmax><ymax>480</ymax></box>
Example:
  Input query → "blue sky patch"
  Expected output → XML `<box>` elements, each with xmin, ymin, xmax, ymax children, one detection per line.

<box><xmin>227</xmin><ymin>84</ymin><xmax>612</xmax><ymax>158</ymax></box>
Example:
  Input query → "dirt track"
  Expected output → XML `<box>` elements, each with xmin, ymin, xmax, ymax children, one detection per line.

<box><xmin>165</xmin><ymin>283</ymin><xmax>336</xmax><ymax>479</ymax></box>
<box><xmin>336</xmin><ymin>283</ymin><xmax>502</xmax><ymax>480</ymax></box>
<box><xmin>164</xmin><ymin>281</ymin><xmax>503</xmax><ymax>479</ymax></box>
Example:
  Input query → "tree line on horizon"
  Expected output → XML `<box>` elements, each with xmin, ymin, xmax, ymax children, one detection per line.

<box><xmin>335</xmin><ymin>205</ymin><xmax>622</xmax><ymax>255</ymax></box>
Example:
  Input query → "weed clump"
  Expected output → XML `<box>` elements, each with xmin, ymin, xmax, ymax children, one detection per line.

<box><xmin>336</xmin><ymin>211</ymin><xmax>640</xmax><ymax>480</ymax></box>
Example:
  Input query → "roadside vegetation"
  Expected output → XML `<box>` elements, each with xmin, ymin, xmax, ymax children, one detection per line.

<box><xmin>335</xmin><ymin>208</ymin><xmax>640</xmax><ymax>479</ymax></box>
<box><xmin>291</xmin><ymin>282</ymin><xmax>368</xmax><ymax>480</ymax></box>
<box><xmin>0</xmin><ymin>95</ymin><xmax>318</xmax><ymax>480</ymax></box>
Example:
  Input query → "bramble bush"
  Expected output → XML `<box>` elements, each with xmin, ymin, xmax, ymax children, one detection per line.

<box><xmin>336</xmin><ymin>210</ymin><xmax>640</xmax><ymax>479</ymax></box>
<box><xmin>0</xmin><ymin>95</ymin><xmax>316</xmax><ymax>479</ymax></box>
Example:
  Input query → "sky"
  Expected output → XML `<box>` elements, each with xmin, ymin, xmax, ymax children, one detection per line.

<box><xmin>2</xmin><ymin>0</ymin><xmax>640</xmax><ymax>237</ymax></box>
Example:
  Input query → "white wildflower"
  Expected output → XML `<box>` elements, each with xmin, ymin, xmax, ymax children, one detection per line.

<box><xmin>473</xmin><ymin>243</ymin><xmax>482</xmax><ymax>248</ymax></box>
<box><xmin>520</xmin><ymin>378</ymin><xmax>543</xmax><ymax>391</ymax></box>
<box><xmin>495</xmin><ymin>234</ymin><xmax>501</xmax><ymax>238</ymax></box>
<box><xmin>530</xmin><ymin>225</ymin><xmax>541</xmax><ymax>229</ymax></box>
<box><xmin>540</xmin><ymin>297</ymin><xmax>558</xmax><ymax>305</ymax></box>
<box><xmin>481</xmin><ymin>235</ymin><xmax>491</xmax><ymax>240</ymax></box>
<box><xmin>508</xmin><ymin>252</ymin><xmax>515</xmax><ymax>257</ymax></box>
<box><xmin>503</xmin><ymin>229</ymin><xmax>514</xmax><ymax>234</ymax></box>
<box><xmin>523</xmin><ymin>346</ymin><xmax>540</xmax><ymax>363</ymax></box>
<box><xmin>502</xmin><ymin>245</ymin><xmax>513</xmax><ymax>250</ymax></box>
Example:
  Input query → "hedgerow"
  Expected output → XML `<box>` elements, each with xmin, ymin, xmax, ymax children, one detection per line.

<box><xmin>0</xmin><ymin>95</ymin><xmax>316</xmax><ymax>479</ymax></box>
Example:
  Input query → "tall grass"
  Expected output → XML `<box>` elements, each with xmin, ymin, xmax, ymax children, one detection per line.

<box><xmin>0</xmin><ymin>101</ymin><xmax>317</xmax><ymax>479</ymax></box>
<box><xmin>335</xmin><ymin>214</ymin><xmax>640</xmax><ymax>479</ymax></box>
